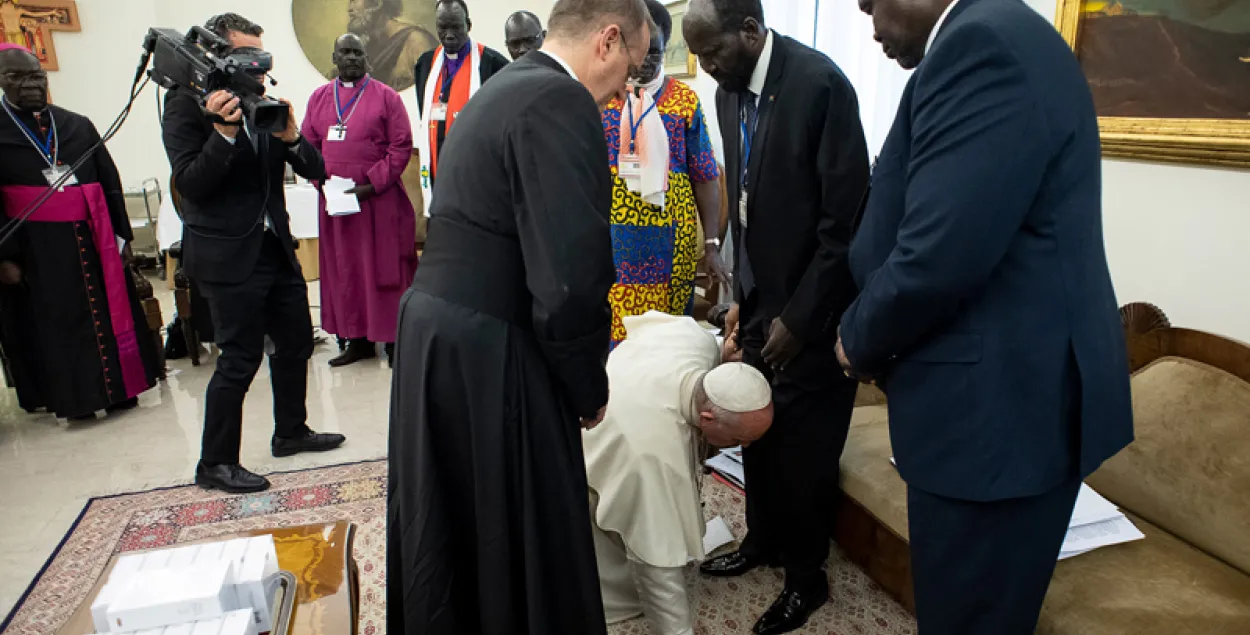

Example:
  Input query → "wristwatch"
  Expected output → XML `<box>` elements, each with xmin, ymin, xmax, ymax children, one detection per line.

<box><xmin>705</xmin><ymin>237</ymin><xmax>721</xmax><ymax>249</ymax></box>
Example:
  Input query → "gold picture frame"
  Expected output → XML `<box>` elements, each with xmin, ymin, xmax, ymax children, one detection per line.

<box><xmin>663</xmin><ymin>0</ymin><xmax>698</xmax><ymax>78</ymax></box>
<box><xmin>1054</xmin><ymin>0</ymin><xmax>1250</xmax><ymax>168</ymax></box>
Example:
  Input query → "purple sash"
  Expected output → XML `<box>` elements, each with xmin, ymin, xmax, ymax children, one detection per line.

<box><xmin>2</xmin><ymin>183</ymin><xmax>149</xmax><ymax>400</ymax></box>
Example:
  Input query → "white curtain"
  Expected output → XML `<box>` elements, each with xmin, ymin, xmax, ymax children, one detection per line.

<box><xmin>812</xmin><ymin>1</ymin><xmax>912</xmax><ymax>157</ymax></box>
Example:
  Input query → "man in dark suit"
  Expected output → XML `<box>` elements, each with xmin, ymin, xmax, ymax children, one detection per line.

<box><xmin>162</xmin><ymin>13</ymin><xmax>346</xmax><ymax>494</ymax></box>
<box><xmin>684</xmin><ymin>1</ymin><xmax>870</xmax><ymax>633</ymax></box>
<box><xmin>840</xmin><ymin>0</ymin><xmax>1135</xmax><ymax>632</ymax></box>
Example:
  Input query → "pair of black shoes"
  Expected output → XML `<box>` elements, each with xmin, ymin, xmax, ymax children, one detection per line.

<box><xmin>329</xmin><ymin>339</ymin><xmax>397</xmax><ymax>368</ymax></box>
<box><xmin>195</xmin><ymin>430</ymin><xmax>347</xmax><ymax>494</ymax></box>
<box><xmin>701</xmin><ymin>551</ymin><xmax>829</xmax><ymax>635</ymax></box>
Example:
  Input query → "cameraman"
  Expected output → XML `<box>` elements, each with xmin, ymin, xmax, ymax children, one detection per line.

<box><xmin>161</xmin><ymin>13</ymin><xmax>345</xmax><ymax>494</ymax></box>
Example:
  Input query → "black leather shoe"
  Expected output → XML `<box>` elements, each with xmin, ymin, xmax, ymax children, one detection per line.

<box><xmin>195</xmin><ymin>462</ymin><xmax>270</xmax><ymax>494</ymax></box>
<box><xmin>700</xmin><ymin>550</ymin><xmax>764</xmax><ymax>578</ymax></box>
<box><xmin>328</xmin><ymin>339</ymin><xmax>376</xmax><ymax>367</ymax></box>
<box><xmin>752</xmin><ymin>586</ymin><xmax>829</xmax><ymax>635</ymax></box>
<box><xmin>271</xmin><ymin>430</ymin><xmax>346</xmax><ymax>457</ymax></box>
<box><xmin>106</xmin><ymin>398</ymin><xmax>139</xmax><ymax>413</ymax></box>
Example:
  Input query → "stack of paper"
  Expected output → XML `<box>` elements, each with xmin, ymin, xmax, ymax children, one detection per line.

<box><xmin>704</xmin><ymin>446</ymin><xmax>745</xmax><ymax>489</ymax></box>
<box><xmin>322</xmin><ymin>176</ymin><xmax>360</xmax><ymax>216</ymax></box>
<box><xmin>1059</xmin><ymin>484</ymin><xmax>1145</xmax><ymax>560</ymax></box>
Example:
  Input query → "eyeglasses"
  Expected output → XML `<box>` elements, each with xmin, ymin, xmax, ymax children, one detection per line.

<box><xmin>618</xmin><ymin>29</ymin><xmax>642</xmax><ymax>81</ymax></box>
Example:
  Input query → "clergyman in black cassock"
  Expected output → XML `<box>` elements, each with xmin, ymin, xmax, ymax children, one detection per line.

<box><xmin>386</xmin><ymin>2</ymin><xmax>652</xmax><ymax>632</ymax></box>
<box><xmin>0</xmin><ymin>47</ymin><xmax>161</xmax><ymax>418</ymax></box>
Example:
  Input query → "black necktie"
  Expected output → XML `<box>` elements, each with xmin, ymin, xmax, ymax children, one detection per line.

<box><xmin>738</xmin><ymin>91</ymin><xmax>758</xmax><ymax>298</ymax></box>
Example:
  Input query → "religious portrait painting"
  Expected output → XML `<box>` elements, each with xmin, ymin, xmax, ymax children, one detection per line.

<box><xmin>0</xmin><ymin>0</ymin><xmax>80</xmax><ymax>71</ymax></box>
<box><xmin>663</xmin><ymin>0</ymin><xmax>698</xmax><ymax>78</ymax></box>
<box><xmin>1056</xmin><ymin>0</ymin><xmax>1250</xmax><ymax>166</ymax></box>
<box><xmin>292</xmin><ymin>0</ymin><xmax>437</xmax><ymax>92</ymax></box>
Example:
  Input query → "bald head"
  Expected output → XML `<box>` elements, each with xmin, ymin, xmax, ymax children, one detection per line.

<box><xmin>504</xmin><ymin>10</ymin><xmax>545</xmax><ymax>60</ymax></box>
<box><xmin>332</xmin><ymin>33</ymin><xmax>369</xmax><ymax>82</ymax></box>
<box><xmin>0</xmin><ymin>48</ymin><xmax>48</xmax><ymax>112</ymax></box>
<box><xmin>694</xmin><ymin>363</ymin><xmax>774</xmax><ymax>448</ymax></box>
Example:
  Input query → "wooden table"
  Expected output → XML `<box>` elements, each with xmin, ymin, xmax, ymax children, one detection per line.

<box><xmin>59</xmin><ymin>522</ymin><xmax>359</xmax><ymax>635</ymax></box>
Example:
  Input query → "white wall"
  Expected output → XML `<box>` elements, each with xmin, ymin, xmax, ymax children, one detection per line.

<box><xmin>45</xmin><ymin>0</ymin><xmax>550</xmax><ymax>194</ymax></box>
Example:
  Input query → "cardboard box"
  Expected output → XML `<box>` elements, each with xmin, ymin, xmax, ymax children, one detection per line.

<box><xmin>106</xmin><ymin>560</ymin><xmax>234</xmax><ymax>632</ymax></box>
<box><xmin>218</xmin><ymin>609</ymin><xmax>258</xmax><ymax>635</ymax></box>
<box><xmin>232</xmin><ymin>537</ymin><xmax>278</xmax><ymax>633</ymax></box>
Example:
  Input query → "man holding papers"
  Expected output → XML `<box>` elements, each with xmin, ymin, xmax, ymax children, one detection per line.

<box><xmin>303</xmin><ymin>33</ymin><xmax>418</xmax><ymax>367</ymax></box>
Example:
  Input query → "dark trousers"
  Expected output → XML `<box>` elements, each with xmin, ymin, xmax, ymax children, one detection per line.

<box><xmin>197</xmin><ymin>233</ymin><xmax>313</xmax><ymax>465</ymax></box>
<box><xmin>737</xmin><ymin>299</ymin><xmax>858</xmax><ymax>591</ymax></box>
<box><xmin>908</xmin><ymin>477</ymin><xmax>1082</xmax><ymax>635</ymax></box>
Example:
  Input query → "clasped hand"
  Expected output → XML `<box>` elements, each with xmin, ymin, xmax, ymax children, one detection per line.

<box><xmin>835</xmin><ymin>326</ymin><xmax>874</xmax><ymax>384</ymax></box>
<box><xmin>761</xmin><ymin>318</ymin><xmax>802</xmax><ymax>371</ymax></box>
<box><xmin>205</xmin><ymin>90</ymin><xmax>300</xmax><ymax>145</ymax></box>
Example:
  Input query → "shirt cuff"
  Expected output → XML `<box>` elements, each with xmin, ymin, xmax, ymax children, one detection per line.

<box><xmin>219</xmin><ymin>131</ymin><xmax>237</xmax><ymax>145</ymax></box>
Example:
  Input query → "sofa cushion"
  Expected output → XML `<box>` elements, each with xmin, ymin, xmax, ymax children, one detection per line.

<box><xmin>840</xmin><ymin>411</ymin><xmax>909</xmax><ymax>540</ymax></box>
<box><xmin>1039</xmin><ymin>511</ymin><xmax>1250</xmax><ymax>635</ymax></box>
<box><xmin>1086</xmin><ymin>357</ymin><xmax>1250</xmax><ymax>576</ymax></box>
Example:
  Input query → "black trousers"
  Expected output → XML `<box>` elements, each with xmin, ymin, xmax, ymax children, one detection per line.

<box><xmin>737</xmin><ymin>298</ymin><xmax>858</xmax><ymax>591</ymax></box>
<box><xmin>908</xmin><ymin>477</ymin><xmax>1081</xmax><ymax>635</ymax></box>
<box><xmin>197</xmin><ymin>233</ymin><xmax>313</xmax><ymax>465</ymax></box>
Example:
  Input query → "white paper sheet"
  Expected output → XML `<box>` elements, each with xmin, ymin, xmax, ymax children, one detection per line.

<box><xmin>702</xmin><ymin>516</ymin><xmax>736</xmax><ymax>555</ymax></box>
<box><xmin>1068</xmin><ymin>484</ymin><xmax>1123</xmax><ymax>528</ymax></box>
<box><xmin>323</xmin><ymin>176</ymin><xmax>360</xmax><ymax>216</ymax></box>
<box><xmin>721</xmin><ymin>447</ymin><xmax>743</xmax><ymax>464</ymax></box>
<box><xmin>705</xmin><ymin>454</ymin><xmax>745</xmax><ymax>487</ymax></box>
<box><xmin>1060</xmin><ymin>515</ymin><xmax>1145</xmax><ymax>556</ymax></box>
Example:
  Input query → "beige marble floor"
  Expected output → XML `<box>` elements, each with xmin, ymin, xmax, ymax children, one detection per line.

<box><xmin>0</xmin><ymin>277</ymin><xmax>394</xmax><ymax>618</ymax></box>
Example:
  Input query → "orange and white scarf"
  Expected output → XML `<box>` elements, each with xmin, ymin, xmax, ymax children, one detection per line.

<box><xmin>417</xmin><ymin>40</ymin><xmax>483</xmax><ymax>218</ymax></box>
<box><xmin>618</xmin><ymin>74</ymin><xmax>670</xmax><ymax>211</ymax></box>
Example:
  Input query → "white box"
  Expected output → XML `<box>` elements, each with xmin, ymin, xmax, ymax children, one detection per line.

<box><xmin>232</xmin><ymin>537</ymin><xmax>278</xmax><ymax>633</ymax></box>
<box><xmin>91</xmin><ymin>582</ymin><xmax>125</xmax><ymax>633</ymax></box>
<box><xmin>189</xmin><ymin>618</ymin><xmax>222</xmax><ymax>635</ymax></box>
<box><xmin>219</xmin><ymin>539</ymin><xmax>250</xmax><ymax>570</ymax></box>
<box><xmin>162</xmin><ymin>625</ymin><xmax>194</xmax><ymax>635</ymax></box>
<box><xmin>219</xmin><ymin>609</ymin><xmax>258</xmax><ymax>635</ymax></box>
<box><xmin>106</xmin><ymin>560</ymin><xmax>234</xmax><ymax>632</ymax></box>
<box><xmin>112</xmin><ymin>554</ymin><xmax>145</xmax><ymax>581</ymax></box>
<box><xmin>166</xmin><ymin>545</ymin><xmax>201</xmax><ymax>570</ymax></box>
<box><xmin>139</xmin><ymin>550</ymin><xmax>173</xmax><ymax>571</ymax></box>
<box><xmin>193</xmin><ymin>543</ymin><xmax>225</xmax><ymax>565</ymax></box>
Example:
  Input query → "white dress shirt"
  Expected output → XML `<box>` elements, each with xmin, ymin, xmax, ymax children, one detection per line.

<box><xmin>926</xmin><ymin>0</ymin><xmax>961</xmax><ymax>53</ymax></box>
<box><xmin>536</xmin><ymin>49</ymin><xmax>579</xmax><ymax>80</ymax></box>
<box><xmin>747</xmin><ymin>29</ymin><xmax>775</xmax><ymax>104</ymax></box>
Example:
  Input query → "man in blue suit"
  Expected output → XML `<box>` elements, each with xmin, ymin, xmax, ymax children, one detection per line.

<box><xmin>839</xmin><ymin>0</ymin><xmax>1134</xmax><ymax>633</ymax></box>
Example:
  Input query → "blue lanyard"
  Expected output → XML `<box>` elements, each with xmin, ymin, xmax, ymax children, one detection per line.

<box><xmin>740</xmin><ymin>99</ymin><xmax>758</xmax><ymax>189</ymax></box>
<box><xmin>624</xmin><ymin>80</ymin><xmax>665</xmax><ymax>155</ymax></box>
<box><xmin>3</xmin><ymin>98</ymin><xmax>57</xmax><ymax>167</ymax></box>
<box><xmin>333</xmin><ymin>76</ymin><xmax>371</xmax><ymax>125</ymax></box>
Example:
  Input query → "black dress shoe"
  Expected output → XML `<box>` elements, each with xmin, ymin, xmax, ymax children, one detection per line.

<box><xmin>384</xmin><ymin>343</ymin><xmax>395</xmax><ymax>368</ymax></box>
<box><xmin>106</xmin><ymin>398</ymin><xmax>139</xmax><ymax>413</ymax></box>
<box><xmin>752</xmin><ymin>585</ymin><xmax>829</xmax><ymax>635</ymax></box>
<box><xmin>328</xmin><ymin>339</ymin><xmax>376</xmax><ymax>367</ymax></box>
<box><xmin>700</xmin><ymin>550</ymin><xmax>764</xmax><ymax>578</ymax></box>
<box><xmin>195</xmin><ymin>462</ymin><xmax>270</xmax><ymax>494</ymax></box>
<box><xmin>271</xmin><ymin>430</ymin><xmax>347</xmax><ymax>457</ymax></box>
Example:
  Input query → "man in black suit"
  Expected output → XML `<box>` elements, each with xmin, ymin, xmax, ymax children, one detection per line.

<box><xmin>684</xmin><ymin>2</ymin><xmax>870</xmax><ymax>633</ymax></box>
<box><xmin>162</xmin><ymin>13</ymin><xmax>346</xmax><ymax>494</ymax></box>
<box><xmin>839</xmin><ymin>0</ymin><xmax>1134</xmax><ymax>633</ymax></box>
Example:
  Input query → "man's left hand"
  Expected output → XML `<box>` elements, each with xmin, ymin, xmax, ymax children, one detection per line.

<box><xmin>702</xmin><ymin>243</ymin><xmax>731</xmax><ymax>289</ymax></box>
<box><xmin>762</xmin><ymin>318</ymin><xmax>802</xmax><ymax>370</ymax></box>
<box><xmin>836</xmin><ymin>328</ymin><xmax>874</xmax><ymax>384</ymax></box>
<box><xmin>273</xmin><ymin>98</ymin><xmax>300</xmax><ymax>144</ymax></box>
<box><xmin>346</xmin><ymin>183</ymin><xmax>377</xmax><ymax>202</ymax></box>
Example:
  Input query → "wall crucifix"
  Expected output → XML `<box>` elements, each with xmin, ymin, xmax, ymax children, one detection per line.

<box><xmin>0</xmin><ymin>0</ymin><xmax>80</xmax><ymax>71</ymax></box>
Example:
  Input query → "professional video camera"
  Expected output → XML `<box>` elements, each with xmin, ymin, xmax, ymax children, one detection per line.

<box><xmin>144</xmin><ymin>26</ymin><xmax>289</xmax><ymax>134</ymax></box>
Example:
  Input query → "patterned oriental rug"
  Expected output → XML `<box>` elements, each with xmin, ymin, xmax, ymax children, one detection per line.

<box><xmin>1</xmin><ymin>461</ymin><xmax>916</xmax><ymax>635</ymax></box>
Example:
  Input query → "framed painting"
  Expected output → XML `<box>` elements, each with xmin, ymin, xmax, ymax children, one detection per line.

<box><xmin>292</xmin><ymin>0</ymin><xmax>436</xmax><ymax>92</ymax></box>
<box><xmin>1055</xmin><ymin>0</ymin><xmax>1250</xmax><ymax>167</ymax></box>
<box><xmin>664</xmin><ymin>0</ymin><xmax>698</xmax><ymax>78</ymax></box>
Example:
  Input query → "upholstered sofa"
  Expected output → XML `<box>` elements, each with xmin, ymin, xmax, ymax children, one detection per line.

<box><xmin>834</xmin><ymin>303</ymin><xmax>1250</xmax><ymax>634</ymax></box>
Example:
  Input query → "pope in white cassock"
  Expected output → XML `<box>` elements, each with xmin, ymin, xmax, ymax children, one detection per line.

<box><xmin>584</xmin><ymin>311</ymin><xmax>775</xmax><ymax>635</ymax></box>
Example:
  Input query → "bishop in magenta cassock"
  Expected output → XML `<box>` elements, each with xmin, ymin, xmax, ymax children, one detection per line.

<box><xmin>302</xmin><ymin>34</ymin><xmax>417</xmax><ymax>367</ymax></box>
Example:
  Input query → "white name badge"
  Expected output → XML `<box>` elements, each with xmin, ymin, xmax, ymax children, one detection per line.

<box><xmin>739</xmin><ymin>193</ymin><xmax>749</xmax><ymax>228</ymax></box>
<box><xmin>618</xmin><ymin>154</ymin><xmax>643</xmax><ymax>193</ymax></box>
<box><xmin>431</xmin><ymin>102</ymin><xmax>449</xmax><ymax>122</ymax></box>
<box><xmin>328</xmin><ymin>125</ymin><xmax>347</xmax><ymax>142</ymax></box>
<box><xmin>43</xmin><ymin>165</ymin><xmax>77</xmax><ymax>189</ymax></box>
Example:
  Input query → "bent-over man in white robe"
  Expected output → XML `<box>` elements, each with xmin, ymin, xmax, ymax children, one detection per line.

<box><xmin>584</xmin><ymin>311</ymin><xmax>774</xmax><ymax>634</ymax></box>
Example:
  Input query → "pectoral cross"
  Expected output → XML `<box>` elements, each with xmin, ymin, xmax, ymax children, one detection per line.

<box><xmin>421</xmin><ymin>166</ymin><xmax>430</xmax><ymax>189</ymax></box>
<box><xmin>0</xmin><ymin>0</ymin><xmax>80</xmax><ymax>71</ymax></box>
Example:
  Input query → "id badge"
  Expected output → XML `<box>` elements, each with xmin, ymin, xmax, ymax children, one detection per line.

<box><xmin>618</xmin><ymin>154</ymin><xmax>643</xmax><ymax>193</ymax></box>
<box><xmin>328</xmin><ymin>125</ymin><xmax>347</xmax><ymax>142</ymax></box>
<box><xmin>739</xmin><ymin>193</ymin><xmax>749</xmax><ymax>228</ymax></box>
<box><xmin>43</xmin><ymin>165</ymin><xmax>77</xmax><ymax>189</ymax></box>
<box><xmin>431</xmin><ymin>102</ymin><xmax>449</xmax><ymax>122</ymax></box>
